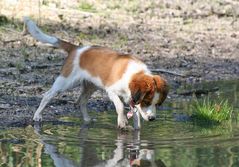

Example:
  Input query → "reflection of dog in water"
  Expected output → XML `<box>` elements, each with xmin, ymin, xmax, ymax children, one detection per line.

<box><xmin>34</xmin><ymin>123</ymin><xmax>166</xmax><ymax>167</ymax></box>
<box><xmin>129</xmin><ymin>149</ymin><xmax>166</xmax><ymax>167</ymax></box>
<box><xmin>95</xmin><ymin>131</ymin><xmax>167</xmax><ymax>167</ymax></box>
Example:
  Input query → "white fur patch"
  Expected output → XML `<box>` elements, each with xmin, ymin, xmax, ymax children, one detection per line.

<box><xmin>106</xmin><ymin>60</ymin><xmax>151</xmax><ymax>103</ymax></box>
<box><xmin>152</xmin><ymin>92</ymin><xmax>160</xmax><ymax>104</ymax></box>
<box><xmin>52</xmin><ymin>75</ymin><xmax>73</xmax><ymax>92</ymax></box>
<box><xmin>135</xmin><ymin>93</ymin><xmax>159</xmax><ymax>121</ymax></box>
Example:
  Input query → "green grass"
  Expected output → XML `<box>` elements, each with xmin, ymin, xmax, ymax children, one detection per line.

<box><xmin>0</xmin><ymin>15</ymin><xmax>9</xmax><ymax>26</ymax></box>
<box><xmin>77</xmin><ymin>32</ymin><xmax>98</xmax><ymax>41</ymax></box>
<box><xmin>192</xmin><ymin>98</ymin><xmax>233</xmax><ymax>123</ymax></box>
<box><xmin>78</xmin><ymin>2</ymin><xmax>96</xmax><ymax>13</ymax></box>
<box><xmin>0</xmin><ymin>15</ymin><xmax>23</xmax><ymax>32</ymax></box>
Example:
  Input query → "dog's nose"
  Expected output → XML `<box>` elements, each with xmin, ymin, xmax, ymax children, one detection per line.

<box><xmin>148</xmin><ymin>116</ymin><xmax>156</xmax><ymax>121</ymax></box>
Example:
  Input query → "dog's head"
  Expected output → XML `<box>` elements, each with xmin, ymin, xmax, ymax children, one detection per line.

<box><xmin>129</xmin><ymin>72</ymin><xmax>169</xmax><ymax>121</ymax></box>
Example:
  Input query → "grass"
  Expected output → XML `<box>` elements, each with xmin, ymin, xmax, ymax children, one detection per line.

<box><xmin>77</xmin><ymin>32</ymin><xmax>98</xmax><ymax>41</ymax></box>
<box><xmin>192</xmin><ymin>98</ymin><xmax>233</xmax><ymax>123</ymax></box>
<box><xmin>78</xmin><ymin>2</ymin><xmax>96</xmax><ymax>13</ymax></box>
<box><xmin>15</xmin><ymin>60</ymin><xmax>25</xmax><ymax>73</ymax></box>
<box><xmin>0</xmin><ymin>15</ymin><xmax>9</xmax><ymax>26</ymax></box>
<box><xmin>0</xmin><ymin>15</ymin><xmax>23</xmax><ymax>33</ymax></box>
<box><xmin>112</xmin><ymin>33</ymin><xmax>128</xmax><ymax>49</ymax></box>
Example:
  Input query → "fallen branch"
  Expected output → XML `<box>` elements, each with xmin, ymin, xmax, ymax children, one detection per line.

<box><xmin>150</xmin><ymin>68</ymin><xmax>186</xmax><ymax>77</ymax></box>
<box><xmin>0</xmin><ymin>27</ymin><xmax>21</xmax><ymax>34</ymax></box>
<box><xmin>3</xmin><ymin>39</ymin><xmax>22</xmax><ymax>44</ymax></box>
<box><xmin>178</xmin><ymin>87</ymin><xmax>219</xmax><ymax>96</ymax></box>
<box><xmin>31</xmin><ymin>63</ymin><xmax>62</xmax><ymax>69</ymax></box>
<box><xmin>0</xmin><ymin>68</ymin><xmax>17</xmax><ymax>75</ymax></box>
<box><xmin>0</xmin><ymin>104</ymin><xmax>12</xmax><ymax>109</ymax></box>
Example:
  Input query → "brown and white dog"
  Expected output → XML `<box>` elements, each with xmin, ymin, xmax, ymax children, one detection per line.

<box><xmin>23</xmin><ymin>18</ymin><xmax>169</xmax><ymax>129</ymax></box>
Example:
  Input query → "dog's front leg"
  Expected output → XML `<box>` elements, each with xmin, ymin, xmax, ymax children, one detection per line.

<box><xmin>108</xmin><ymin>92</ymin><xmax>128</xmax><ymax>129</ymax></box>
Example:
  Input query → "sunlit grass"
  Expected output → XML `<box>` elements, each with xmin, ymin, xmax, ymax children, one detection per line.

<box><xmin>192</xmin><ymin>98</ymin><xmax>233</xmax><ymax>123</ymax></box>
<box><xmin>78</xmin><ymin>2</ymin><xmax>96</xmax><ymax>13</ymax></box>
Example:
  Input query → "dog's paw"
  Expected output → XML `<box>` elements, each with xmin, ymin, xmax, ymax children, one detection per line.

<box><xmin>33</xmin><ymin>114</ymin><xmax>42</xmax><ymax>122</ymax></box>
<box><xmin>117</xmin><ymin>115</ymin><xmax>128</xmax><ymax>129</ymax></box>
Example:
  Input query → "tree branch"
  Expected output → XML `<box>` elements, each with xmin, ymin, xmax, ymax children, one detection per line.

<box><xmin>150</xmin><ymin>68</ymin><xmax>186</xmax><ymax>77</ymax></box>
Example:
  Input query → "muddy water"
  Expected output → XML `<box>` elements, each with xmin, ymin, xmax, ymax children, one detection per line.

<box><xmin>0</xmin><ymin>80</ymin><xmax>239</xmax><ymax>167</ymax></box>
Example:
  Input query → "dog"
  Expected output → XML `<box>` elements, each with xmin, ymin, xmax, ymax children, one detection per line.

<box><xmin>23</xmin><ymin>18</ymin><xmax>169</xmax><ymax>129</ymax></box>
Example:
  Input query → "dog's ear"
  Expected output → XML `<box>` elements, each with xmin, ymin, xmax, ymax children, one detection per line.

<box><xmin>129</xmin><ymin>72</ymin><xmax>154</xmax><ymax>105</ymax></box>
<box><xmin>153</xmin><ymin>75</ymin><xmax>169</xmax><ymax>105</ymax></box>
<box><xmin>131</xmin><ymin>89</ymin><xmax>146</xmax><ymax>105</ymax></box>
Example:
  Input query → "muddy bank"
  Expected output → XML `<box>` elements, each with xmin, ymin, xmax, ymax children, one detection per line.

<box><xmin>0</xmin><ymin>0</ymin><xmax>238</xmax><ymax>127</ymax></box>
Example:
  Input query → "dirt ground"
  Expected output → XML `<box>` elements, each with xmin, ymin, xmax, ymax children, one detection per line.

<box><xmin>0</xmin><ymin>0</ymin><xmax>238</xmax><ymax>127</ymax></box>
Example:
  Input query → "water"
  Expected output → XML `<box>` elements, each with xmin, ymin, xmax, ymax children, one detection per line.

<box><xmin>0</xmin><ymin>80</ymin><xmax>239</xmax><ymax>167</ymax></box>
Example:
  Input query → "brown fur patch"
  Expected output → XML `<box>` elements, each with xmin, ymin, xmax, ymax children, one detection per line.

<box><xmin>129</xmin><ymin>72</ymin><xmax>155</xmax><ymax>107</ymax></box>
<box><xmin>59</xmin><ymin>40</ymin><xmax>77</xmax><ymax>53</ymax></box>
<box><xmin>80</xmin><ymin>47</ymin><xmax>135</xmax><ymax>86</ymax></box>
<box><xmin>153</xmin><ymin>75</ymin><xmax>169</xmax><ymax>105</ymax></box>
<box><xmin>129</xmin><ymin>73</ymin><xmax>169</xmax><ymax>107</ymax></box>
<box><xmin>61</xmin><ymin>49</ymin><xmax>77</xmax><ymax>77</ymax></box>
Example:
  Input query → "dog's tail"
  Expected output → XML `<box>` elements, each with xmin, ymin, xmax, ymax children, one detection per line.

<box><xmin>23</xmin><ymin>17</ymin><xmax>77</xmax><ymax>53</ymax></box>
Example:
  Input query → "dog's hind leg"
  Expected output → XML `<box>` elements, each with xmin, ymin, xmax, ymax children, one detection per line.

<box><xmin>76</xmin><ymin>81</ymin><xmax>97</xmax><ymax>122</ymax></box>
<box><xmin>33</xmin><ymin>76</ymin><xmax>73</xmax><ymax>121</ymax></box>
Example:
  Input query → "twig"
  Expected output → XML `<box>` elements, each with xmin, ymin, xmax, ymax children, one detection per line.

<box><xmin>0</xmin><ymin>104</ymin><xmax>12</xmax><ymax>109</ymax></box>
<box><xmin>31</xmin><ymin>63</ymin><xmax>62</xmax><ymax>69</ymax></box>
<box><xmin>3</xmin><ymin>39</ymin><xmax>22</xmax><ymax>44</ymax></box>
<box><xmin>0</xmin><ymin>27</ymin><xmax>21</xmax><ymax>34</ymax></box>
<box><xmin>0</xmin><ymin>68</ymin><xmax>17</xmax><ymax>75</ymax></box>
<box><xmin>150</xmin><ymin>68</ymin><xmax>186</xmax><ymax>77</ymax></box>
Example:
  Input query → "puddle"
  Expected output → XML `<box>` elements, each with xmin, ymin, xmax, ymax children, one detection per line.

<box><xmin>0</xmin><ymin>80</ymin><xmax>239</xmax><ymax>167</ymax></box>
